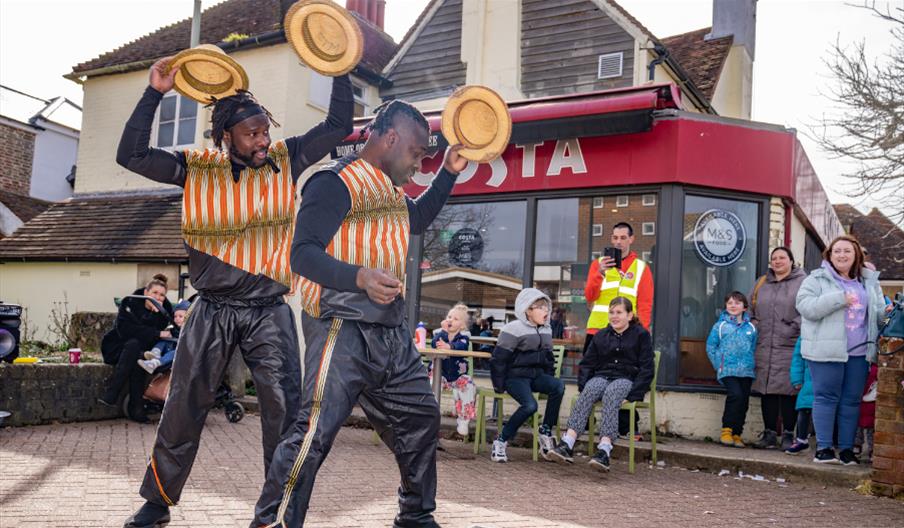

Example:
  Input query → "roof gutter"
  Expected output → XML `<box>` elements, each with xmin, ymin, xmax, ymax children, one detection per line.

<box><xmin>649</xmin><ymin>42</ymin><xmax>717</xmax><ymax>115</ymax></box>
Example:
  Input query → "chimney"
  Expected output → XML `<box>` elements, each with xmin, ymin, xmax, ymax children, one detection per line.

<box><xmin>708</xmin><ymin>0</ymin><xmax>757</xmax><ymax>59</ymax></box>
<box><xmin>346</xmin><ymin>0</ymin><xmax>385</xmax><ymax>29</ymax></box>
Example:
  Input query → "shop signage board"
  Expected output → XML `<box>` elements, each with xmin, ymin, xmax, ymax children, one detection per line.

<box><xmin>693</xmin><ymin>209</ymin><xmax>747</xmax><ymax>266</ymax></box>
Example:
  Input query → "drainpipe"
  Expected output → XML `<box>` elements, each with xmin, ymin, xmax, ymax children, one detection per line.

<box><xmin>647</xmin><ymin>43</ymin><xmax>668</xmax><ymax>81</ymax></box>
<box><xmin>784</xmin><ymin>202</ymin><xmax>793</xmax><ymax>248</ymax></box>
<box><xmin>190</xmin><ymin>0</ymin><xmax>202</xmax><ymax>47</ymax></box>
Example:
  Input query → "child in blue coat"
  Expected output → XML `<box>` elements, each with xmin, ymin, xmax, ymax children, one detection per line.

<box><xmin>785</xmin><ymin>338</ymin><xmax>813</xmax><ymax>454</ymax></box>
<box><xmin>431</xmin><ymin>303</ymin><xmax>475</xmax><ymax>436</ymax></box>
<box><xmin>706</xmin><ymin>291</ymin><xmax>757</xmax><ymax>448</ymax></box>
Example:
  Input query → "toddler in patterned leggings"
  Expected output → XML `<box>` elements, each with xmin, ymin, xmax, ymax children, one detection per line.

<box><xmin>548</xmin><ymin>297</ymin><xmax>655</xmax><ymax>472</ymax></box>
<box><xmin>431</xmin><ymin>303</ymin><xmax>476</xmax><ymax>436</ymax></box>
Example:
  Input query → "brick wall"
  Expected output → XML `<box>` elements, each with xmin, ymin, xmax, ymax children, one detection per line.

<box><xmin>0</xmin><ymin>363</ymin><xmax>122</xmax><ymax>426</ymax></box>
<box><xmin>871</xmin><ymin>337</ymin><xmax>904</xmax><ymax>498</ymax></box>
<box><xmin>0</xmin><ymin>122</ymin><xmax>35</xmax><ymax>196</ymax></box>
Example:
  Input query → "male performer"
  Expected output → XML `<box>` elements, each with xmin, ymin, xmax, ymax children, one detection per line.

<box><xmin>115</xmin><ymin>57</ymin><xmax>353</xmax><ymax>528</ymax></box>
<box><xmin>253</xmin><ymin>101</ymin><xmax>466</xmax><ymax>528</ymax></box>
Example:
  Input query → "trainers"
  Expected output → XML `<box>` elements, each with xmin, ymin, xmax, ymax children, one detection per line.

<box><xmin>784</xmin><ymin>440</ymin><xmax>810</xmax><ymax>455</ymax></box>
<box><xmin>589</xmin><ymin>450</ymin><xmax>610</xmax><ymax>472</ymax></box>
<box><xmin>752</xmin><ymin>429</ymin><xmax>778</xmax><ymax>449</ymax></box>
<box><xmin>719</xmin><ymin>427</ymin><xmax>734</xmax><ymax>446</ymax></box>
<box><xmin>838</xmin><ymin>448</ymin><xmax>860</xmax><ymax>466</ymax></box>
<box><xmin>780</xmin><ymin>431</ymin><xmax>794</xmax><ymax>451</ymax></box>
<box><xmin>137</xmin><ymin>358</ymin><xmax>160</xmax><ymax>374</ymax></box>
<box><xmin>547</xmin><ymin>443</ymin><xmax>574</xmax><ymax>464</ymax></box>
<box><xmin>456</xmin><ymin>419</ymin><xmax>469</xmax><ymax>436</ymax></box>
<box><xmin>732</xmin><ymin>435</ymin><xmax>745</xmax><ymax>448</ymax></box>
<box><xmin>144</xmin><ymin>349</ymin><xmax>162</xmax><ymax>360</ymax></box>
<box><xmin>813</xmin><ymin>447</ymin><xmax>839</xmax><ymax>464</ymax></box>
<box><xmin>491</xmin><ymin>438</ymin><xmax>508</xmax><ymax>463</ymax></box>
<box><xmin>538</xmin><ymin>433</ymin><xmax>557</xmax><ymax>459</ymax></box>
<box><xmin>123</xmin><ymin>501</ymin><xmax>170</xmax><ymax>527</ymax></box>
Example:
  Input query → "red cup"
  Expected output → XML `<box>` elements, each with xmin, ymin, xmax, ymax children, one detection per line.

<box><xmin>68</xmin><ymin>348</ymin><xmax>82</xmax><ymax>364</ymax></box>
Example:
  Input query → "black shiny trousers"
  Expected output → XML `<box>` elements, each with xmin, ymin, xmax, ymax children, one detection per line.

<box><xmin>253</xmin><ymin>315</ymin><xmax>440</xmax><ymax>528</ymax></box>
<box><xmin>139</xmin><ymin>296</ymin><xmax>302</xmax><ymax>507</ymax></box>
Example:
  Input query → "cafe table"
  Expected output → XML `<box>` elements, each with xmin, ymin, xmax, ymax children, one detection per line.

<box><xmin>419</xmin><ymin>347</ymin><xmax>491</xmax><ymax>404</ymax></box>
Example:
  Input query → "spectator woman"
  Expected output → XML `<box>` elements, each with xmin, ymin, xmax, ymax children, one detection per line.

<box><xmin>99</xmin><ymin>273</ymin><xmax>173</xmax><ymax>422</ymax></box>
<box><xmin>796</xmin><ymin>235</ymin><xmax>885</xmax><ymax>465</ymax></box>
<box><xmin>748</xmin><ymin>246</ymin><xmax>806</xmax><ymax>450</ymax></box>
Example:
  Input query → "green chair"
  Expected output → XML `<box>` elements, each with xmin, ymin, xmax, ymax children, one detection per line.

<box><xmin>473</xmin><ymin>345</ymin><xmax>566</xmax><ymax>461</ymax></box>
<box><xmin>569</xmin><ymin>349</ymin><xmax>660</xmax><ymax>474</ymax></box>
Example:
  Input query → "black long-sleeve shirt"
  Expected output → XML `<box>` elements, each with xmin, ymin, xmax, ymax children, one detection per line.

<box><xmin>291</xmin><ymin>164</ymin><xmax>458</xmax><ymax>292</ymax></box>
<box><xmin>116</xmin><ymin>76</ymin><xmax>353</xmax><ymax>298</ymax></box>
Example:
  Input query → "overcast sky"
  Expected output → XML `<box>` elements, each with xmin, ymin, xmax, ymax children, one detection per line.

<box><xmin>1</xmin><ymin>0</ymin><xmax>899</xmax><ymax>221</ymax></box>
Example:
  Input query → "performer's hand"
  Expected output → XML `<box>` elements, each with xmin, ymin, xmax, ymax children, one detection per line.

<box><xmin>356</xmin><ymin>267</ymin><xmax>401</xmax><ymax>305</ymax></box>
<box><xmin>149</xmin><ymin>57</ymin><xmax>179</xmax><ymax>94</ymax></box>
<box><xmin>443</xmin><ymin>144</ymin><xmax>468</xmax><ymax>175</ymax></box>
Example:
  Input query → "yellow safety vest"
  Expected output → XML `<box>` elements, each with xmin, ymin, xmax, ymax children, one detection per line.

<box><xmin>586</xmin><ymin>257</ymin><xmax>646</xmax><ymax>330</ymax></box>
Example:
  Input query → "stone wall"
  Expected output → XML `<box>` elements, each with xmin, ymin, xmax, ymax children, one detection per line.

<box><xmin>871</xmin><ymin>337</ymin><xmax>904</xmax><ymax>498</ymax></box>
<box><xmin>0</xmin><ymin>121</ymin><xmax>35</xmax><ymax>196</ymax></box>
<box><xmin>70</xmin><ymin>311</ymin><xmax>117</xmax><ymax>351</ymax></box>
<box><xmin>0</xmin><ymin>363</ymin><xmax>122</xmax><ymax>426</ymax></box>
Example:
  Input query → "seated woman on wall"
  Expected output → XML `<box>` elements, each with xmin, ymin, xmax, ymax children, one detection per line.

<box><xmin>548</xmin><ymin>296</ymin><xmax>654</xmax><ymax>472</ymax></box>
<box><xmin>99</xmin><ymin>273</ymin><xmax>173</xmax><ymax>423</ymax></box>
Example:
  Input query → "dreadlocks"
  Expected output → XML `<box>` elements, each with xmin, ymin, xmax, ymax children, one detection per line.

<box><xmin>208</xmin><ymin>90</ymin><xmax>280</xmax><ymax>149</ymax></box>
<box><xmin>358</xmin><ymin>99</ymin><xmax>429</xmax><ymax>141</ymax></box>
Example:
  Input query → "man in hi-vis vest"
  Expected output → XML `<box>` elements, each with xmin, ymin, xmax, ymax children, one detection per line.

<box><xmin>583</xmin><ymin>222</ymin><xmax>654</xmax><ymax>350</ymax></box>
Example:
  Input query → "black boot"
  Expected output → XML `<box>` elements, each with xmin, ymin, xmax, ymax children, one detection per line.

<box><xmin>123</xmin><ymin>501</ymin><xmax>170</xmax><ymax>527</ymax></box>
<box><xmin>752</xmin><ymin>429</ymin><xmax>778</xmax><ymax>449</ymax></box>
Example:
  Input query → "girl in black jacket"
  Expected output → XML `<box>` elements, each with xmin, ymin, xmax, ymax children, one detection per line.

<box><xmin>548</xmin><ymin>297</ymin><xmax>654</xmax><ymax>471</ymax></box>
<box><xmin>99</xmin><ymin>273</ymin><xmax>173</xmax><ymax>422</ymax></box>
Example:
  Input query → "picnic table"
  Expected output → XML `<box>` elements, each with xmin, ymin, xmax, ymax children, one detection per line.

<box><xmin>419</xmin><ymin>348</ymin><xmax>491</xmax><ymax>404</ymax></box>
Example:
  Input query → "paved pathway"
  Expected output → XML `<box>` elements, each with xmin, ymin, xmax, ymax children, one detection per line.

<box><xmin>1</xmin><ymin>415</ymin><xmax>902</xmax><ymax>527</ymax></box>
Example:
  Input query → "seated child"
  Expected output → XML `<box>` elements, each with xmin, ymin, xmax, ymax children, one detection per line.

<box><xmin>548</xmin><ymin>297</ymin><xmax>654</xmax><ymax>471</ymax></box>
<box><xmin>786</xmin><ymin>338</ymin><xmax>814</xmax><ymax>454</ymax></box>
<box><xmin>431</xmin><ymin>303</ymin><xmax>476</xmax><ymax>436</ymax></box>
<box><xmin>705</xmin><ymin>291</ymin><xmax>757</xmax><ymax>448</ymax></box>
<box><xmin>138</xmin><ymin>300</ymin><xmax>189</xmax><ymax>373</ymax></box>
<box><xmin>489</xmin><ymin>288</ymin><xmax>565</xmax><ymax>463</ymax></box>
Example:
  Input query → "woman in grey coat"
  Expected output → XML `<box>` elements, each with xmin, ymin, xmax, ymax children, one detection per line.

<box><xmin>748</xmin><ymin>247</ymin><xmax>806</xmax><ymax>449</ymax></box>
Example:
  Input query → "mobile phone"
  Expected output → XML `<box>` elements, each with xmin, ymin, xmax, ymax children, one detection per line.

<box><xmin>603</xmin><ymin>247</ymin><xmax>622</xmax><ymax>269</ymax></box>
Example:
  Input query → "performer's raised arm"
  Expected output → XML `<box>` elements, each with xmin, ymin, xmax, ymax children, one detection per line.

<box><xmin>284</xmin><ymin>74</ymin><xmax>354</xmax><ymax>182</ymax></box>
<box><xmin>115</xmin><ymin>57</ymin><xmax>187</xmax><ymax>186</ymax></box>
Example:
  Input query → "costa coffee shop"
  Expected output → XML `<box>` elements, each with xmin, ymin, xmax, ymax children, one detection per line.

<box><xmin>332</xmin><ymin>83</ymin><xmax>842</xmax><ymax>392</ymax></box>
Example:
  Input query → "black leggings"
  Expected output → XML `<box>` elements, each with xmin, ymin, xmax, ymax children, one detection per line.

<box><xmin>760</xmin><ymin>394</ymin><xmax>796</xmax><ymax>434</ymax></box>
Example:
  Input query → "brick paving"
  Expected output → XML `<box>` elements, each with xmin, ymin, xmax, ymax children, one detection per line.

<box><xmin>1</xmin><ymin>414</ymin><xmax>902</xmax><ymax>528</ymax></box>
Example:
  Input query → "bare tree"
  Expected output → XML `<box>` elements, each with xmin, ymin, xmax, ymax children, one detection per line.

<box><xmin>813</xmin><ymin>2</ymin><xmax>904</xmax><ymax>223</ymax></box>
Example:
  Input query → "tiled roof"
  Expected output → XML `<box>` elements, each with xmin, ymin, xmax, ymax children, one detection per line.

<box><xmin>660</xmin><ymin>27</ymin><xmax>733</xmax><ymax>100</ymax></box>
<box><xmin>70</xmin><ymin>0</ymin><xmax>396</xmax><ymax>77</ymax></box>
<box><xmin>0</xmin><ymin>191</ymin><xmax>53</xmax><ymax>225</ymax></box>
<box><xmin>833</xmin><ymin>204</ymin><xmax>904</xmax><ymax>280</ymax></box>
<box><xmin>0</xmin><ymin>193</ymin><xmax>187</xmax><ymax>262</ymax></box>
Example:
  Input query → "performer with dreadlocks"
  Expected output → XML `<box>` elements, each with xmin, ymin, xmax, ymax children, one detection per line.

<box><xmin>113</xmin><ymin>56</ymin><xmax>353</xmax><ymax>528</ymax></box>
<box><xmin>251</xmin><ymin>100</ymin><xmax>466</xmax><ymax>528</ymax></box>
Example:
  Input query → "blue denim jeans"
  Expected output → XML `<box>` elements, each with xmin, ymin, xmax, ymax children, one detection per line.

<box><xmin>808</xmin><ymin>356</ymin><xmax>869</xmax><ymax>450</ymax></box>
<box><xmin>500</xmin><ymin>374</ymin><xmax>565</xmax><ymax>442</ymax></box>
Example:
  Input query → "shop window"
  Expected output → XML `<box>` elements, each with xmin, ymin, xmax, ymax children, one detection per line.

<box><xmin>418</xmin><ymin>201</ymin><xmax>527</xmax><ymax>356</ymax></box>
<box><xmin>352</xmin><ymin>81</ymin><xmax>368</xmax><ymax>117</ymax></box>
<box><xmin>679</xmin><ymin>195</ymin><xmax>760</xmax><ymax>386</ymax></box>
<box><xmin>616</xmin><ymin>195</ymin><xmax>629</xmax><ymax>207</ymax></box>
<box><xmin>593</xmin><ymin>197</ymin><xmax>604</xmax><ymax>208</ymax></box>
<box><xmin>642</xmin><ymin>222</ymin><xmax>655</xmax><ymax>236</ymax></box>
<box><xmin>156</xmin><ymin>93</ymin><xmax>197</xmax><ymax>148</ymax></box>
<box><xmin>592</xmin><ymin>224</ymin><xmax>603</xmax><ymax>237</ymax></box>
<box><xmin>643</xmin><ymin>194</ymin><xmax>656</xmax><ymax>206</ymax></box>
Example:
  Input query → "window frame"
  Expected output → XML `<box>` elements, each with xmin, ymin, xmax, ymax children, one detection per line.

<box><xmin>616</xmin><ymin>195</ymin><xmax>629</xmax><ymax>207</ymax></box>
<box><xmin>642</xmin><ymin>193</ymin><xmax>656</xmax><ymax>206</ymax></box>
<box><xmin>642</xmin><ymin>221</ymin><xmax>655</xmax><ymax>236</ymax></box>
<box><xmin>152</xmin><ymin>92</ymin><xmax>198</xmax><ymax>151</ymax></box>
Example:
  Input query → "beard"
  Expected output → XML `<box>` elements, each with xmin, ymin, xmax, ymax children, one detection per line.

<box><xmin>230</xmin><ymin>144</ymin><xmax>268</xmax><ymax>169</ymax></box>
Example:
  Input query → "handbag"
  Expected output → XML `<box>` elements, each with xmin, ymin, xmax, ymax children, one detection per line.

<box><xmin>144</xmin><ymin>371</ymin><xmax>171</xmax><ymax>401</ymax></box>
<box><xmin>878</xmin><ymin>296</ymin><xmax>904</xmax><ymax>356</ymax></box>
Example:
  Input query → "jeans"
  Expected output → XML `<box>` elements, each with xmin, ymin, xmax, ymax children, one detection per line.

<box><xmin>721</xmin><ymin>376</ymin><xmax>753</xmax><ymax>435</ymax></box>
<box><xmin>501</xmin><ymin>374</ymin><xmax>565</xmax><ymax>442</ymax></box>
<box><xmin>808</xmin><ymin>356</ymin><xmax>869</xmax><ymax>450</ymax></box>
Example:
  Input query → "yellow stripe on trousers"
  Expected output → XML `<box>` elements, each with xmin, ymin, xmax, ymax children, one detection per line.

<box><xmin>266</xmin><ymin>318</ymin><xmax>343</xmax><ymax>527</ymax></box>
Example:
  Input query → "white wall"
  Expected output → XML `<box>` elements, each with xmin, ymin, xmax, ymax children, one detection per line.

<box><xmin>30</xmin><ymin>123</ymin><xmax>77</xmax><ymax>201</ymax></box>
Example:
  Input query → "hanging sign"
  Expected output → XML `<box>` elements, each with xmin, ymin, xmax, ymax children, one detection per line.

<box><xmin>693</xmin><ymin>209</ymin><xmax>746</xmax><ymax>266</ymax></box>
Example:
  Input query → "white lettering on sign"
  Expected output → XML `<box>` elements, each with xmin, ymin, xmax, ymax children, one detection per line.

<box><xmin>486</xmin><ymin>156</ymin><xmax>508</xmax><ymax>187</ymax></box>
<box><xmin>411</xmin><ymin>151</ymin><xmax>443</xmax><ymax>186</ymax></box>
<box><xmin>456</xmin><ymin>161</ymin><xmax>479</xmax><ymax>184</ymax></box>
<box><xmin>516</xmin><ymin>143</ymin><xmax>543</xmax><ymax>178</ymax></box>
<box><xmin>546</xmin><ymin>138</ymin><xmax>587</xmax><ymax>176</ymax></box>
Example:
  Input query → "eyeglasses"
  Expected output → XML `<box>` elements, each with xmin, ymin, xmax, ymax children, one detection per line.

<box><xmin>529</xmin><ymin>304</ymin><xmax>550</xmax><ymax>312</ymax></box>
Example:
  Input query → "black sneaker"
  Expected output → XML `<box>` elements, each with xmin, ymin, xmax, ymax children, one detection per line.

<box><xmin>589</xmin><ymin>450</ymin><xmax>610</xmax><ymax>472</ymax></box>
<box><xmin>547</xmin><ymin>443</ymin><xmax>574</xmax><ymax>464</ymax></box>
<box><xmin>813</xmin><ymin>447</ymin><xmax>839</xmax><ymax>464</ymax></box>
<box><xmin>752</xmin><ymin>429</ymin><xmax>778</xmax><ymax>449</ymax></box>
<box><xmin>780</xmin><ymin>431</ymin><xmax>794</xmax><ymax>451</ymax></box>
<box><xmin>838</xmin><ymin>449</ymin><xmax>860</xmax><ymax>466</ymax></box>
<box><xmin>123</xmin><ymin>501</ymin><xmax>170</xmax><ymax>527</ymax></box>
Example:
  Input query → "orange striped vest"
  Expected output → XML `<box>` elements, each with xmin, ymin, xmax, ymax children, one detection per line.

<box><xmin>298</xmin><ymin>157</ymin><xmax>410</xmax><ymax>317</ymax></box>
<box><xmin>181</xmin><ymin>140</ymin><xmax>296</xmax><ymax>288</ymax></box>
